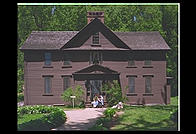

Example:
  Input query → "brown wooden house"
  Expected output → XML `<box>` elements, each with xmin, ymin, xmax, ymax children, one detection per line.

<box><xmin>20</xmin><ymin>11</ymin><xmax>171</xmax><ymax>106</ymax></box>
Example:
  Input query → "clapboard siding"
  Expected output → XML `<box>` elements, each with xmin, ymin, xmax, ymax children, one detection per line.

<box><xmin>24</xmin><ymin>50</ymin><xmax>168</xmax><ymax>105</ymax></box>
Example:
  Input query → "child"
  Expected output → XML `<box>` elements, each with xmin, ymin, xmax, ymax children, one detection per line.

<box><xmin>91</xmin><ymin>96</ymin><xmax>98</xmax><ymax>108</ymax></box>
<box><xmin>99</xmin><ymin>95</ymin><xmax>104</xmax><ymax>106</ymax></box>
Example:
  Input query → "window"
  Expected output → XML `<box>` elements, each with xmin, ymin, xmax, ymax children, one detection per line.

<box><xmin>145</xmin><ymin>76</ymin><xmax>152</xmax><ymax>93</ymax></box>
<box><xmin>63</xmin><ymin>77</ymin><xmax>71</xmax><ymax>90</ymax></box>
<box><xmin>128</xmin><ymin>77</ymin><xmax>135</xmax><ymax>93</ymax></box>
<box><xmin>89</xmin><ymin>52</ymin><xmax>102</xmax><ymax>65</ymax></box>
<box><xmin>63</xmin><ymin>55</ymin><xmax>71</xmax><ymax>66</ymax></box>
<box><xmin>45</xmin><ymin>52</ymin><xmax>51</xmax><ymax>66</ymax></box>
<box><xmin>92</xmin><ymin>32</ymin><xmax>99</xmax><ymax>44</ymax></box>
<box><xmin>44</xmin><ymin>77</ymin><xmax>52</xmax><ymax>94</ymax></box>
<box><xmin>144</xmin><ymin>60</ymin><xmax>151</xmax><ymax>66</ymax></box>
<box><xmin>128</xmin><ymin>60</ymin><xmax>135</xmax><ymax>67</ymax></box>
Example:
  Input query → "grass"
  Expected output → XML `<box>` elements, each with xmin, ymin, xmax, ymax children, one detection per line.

<box><xmin>18</xmin><ymin>113</ymin><xmax>45</xmax><ymax>125</ymax></box>
<box><xmin>89</xmin><ymin>96</ymin><xmax>178</xmax><ymax>131</ymax></box>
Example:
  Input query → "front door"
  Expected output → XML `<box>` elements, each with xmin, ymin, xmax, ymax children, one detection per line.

<box><xmin>90</xmin><ymin>80</ymin><xmax>102</xmax><ymax>101</ymax></box>
<box><xmin>85</xmin><ymin>80</ymin><xmax>102</xmax><ymax>102</ymax></box>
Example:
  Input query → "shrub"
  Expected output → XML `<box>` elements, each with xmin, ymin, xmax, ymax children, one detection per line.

<box><xmin>170</xmin><ymin>111</ymin><xmax>178</xmax><ymax>123</ymax></box>
<box><xmin>61</xmin><ymin>85</ymin><xmax>84</xmax><ymax>106</ymax></box>
<box><xmin>17</xmin><ymin>105</ymin><xmax>66</xmax><ymax>131</ymax></box>
<box><xmin>102</xmin><ymin>80</ymin><xmax>127</xmax><ymax>107</ymax></box>
<box><xmin>103</xmin><ymin>108</ymin><xmax>116</xmax><ymax>118</ymax></box>
<box><xmin>78</xmin><ymin>101</ymin><xmax>85</xmax><ymax>108</ymax></box>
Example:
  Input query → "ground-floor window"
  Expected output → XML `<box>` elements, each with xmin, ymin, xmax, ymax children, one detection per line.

<box><xmin>44</xmin><ymin>77</ymin><xmax>52</xmax><ymax>93</ymax></box>
<box><xmin>63</xmin><ymin>76</ymin><xmax>71</xmax><ymax>90</ymax></box>
<box><xmin>145</xmin><ymin>76</ymin><xmax>152</xmax><ymax>93</ymax></box>
<box><xmin>128</xmin><ymin>76</ymin><xmax>136</xmax><ymax>93</ymax></box>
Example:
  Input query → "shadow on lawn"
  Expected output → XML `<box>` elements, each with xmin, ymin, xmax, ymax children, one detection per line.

<box><xmin>114</xmin><ymin>114</ymin><xmax>177</xmax><ymax>131</ymax></box>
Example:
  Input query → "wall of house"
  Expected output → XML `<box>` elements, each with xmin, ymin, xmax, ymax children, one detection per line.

<box><xmin>23</xmin><ymin>49</ymin><xmax>168</xmax><ymax>105</ymax></box>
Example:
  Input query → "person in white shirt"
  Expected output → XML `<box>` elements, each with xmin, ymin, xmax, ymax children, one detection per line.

<box><xmin>91</xmin><ymin>95</ymin><xmax>98</xmax><ymax>108</ymax></box>
<box><xmin>99</xmin><ymin>95</ymin><xmax>104</xmax><ymax>106</ymax></box>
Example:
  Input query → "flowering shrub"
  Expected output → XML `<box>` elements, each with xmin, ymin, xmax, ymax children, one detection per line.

<box><xmin>17</xmin><ymin>105</ymin><xmax>66</xmax><ymax>131</ymax></box>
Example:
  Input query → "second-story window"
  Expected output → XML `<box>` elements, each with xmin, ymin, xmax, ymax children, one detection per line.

<box><xmin>92</xmin><ymin>32</ymin><xmax>99</xmax><ymax>44</ymax></box>
<box><xmin>63</xmin><ymin>55</ymin><xmax>71</xmax><ymax>66</ymax></box>
<box><xmin>90</xmin><ymin>52</ymin><xmax>102</xmax><ymax>65</ymax></box>
<box><xmin>144</xmin><ymin>60</ymin><xmax>151</xmax><ymax>66</ymax></box>
<box><xmin>128</xmin><ymin>60</ymin><xmax>135</xmax><ymax>67</ymax></box>
<box><xmin>45</xmin><ymin>52</ymin><xmax>51</xmax><ymax>66</ymax></box>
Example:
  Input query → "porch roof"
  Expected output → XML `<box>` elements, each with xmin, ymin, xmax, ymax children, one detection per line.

<box><xmin>72</xmin><ymin>64</ymin><xmax>119</xmax><ymax>81</ymax></box>
<box><xmin>73</xmin><ymin>64</ymin><xmax>119</xmax><ymax>74</ymax></box>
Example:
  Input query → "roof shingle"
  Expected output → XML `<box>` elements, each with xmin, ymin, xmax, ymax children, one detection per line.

<box><xmin>20</xmin><ymin>31</ymin><xmax>170</xmax><ymax>51</ymax></box>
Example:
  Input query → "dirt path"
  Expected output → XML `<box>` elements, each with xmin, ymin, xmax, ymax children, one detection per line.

<box><xmin>51</xmin><ymin>108</ymin><xmax>106</xmax><ymax>131</ymax></box>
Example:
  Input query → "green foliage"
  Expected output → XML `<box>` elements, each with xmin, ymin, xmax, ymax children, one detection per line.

<box><xmin>102</xmin><ymin>80</ymin><xmax>127</xmax><ymax>107</ymax></box>
<box><xmin>17</xmin><ymin>5</ymin><xmax>178</xmax><ymax>97</ymax></box>
<box><xmin>88</xmin><ymin>117</ymin><xmax>111</xmax><ymax>130</ymax></box>
<box><xmin>17</xmin><ymin>105</ymin><xmax>66</xmax><ymax>131</ymax></box>
<box><xmin>103</xmin><ymin>108</ymin><xmax>116</xmax><ymax>118</ymax></box>
<box><xmin>17</xmin><ymin>93</ymin><xmax>24</xmax><ymax>102</ymax></box>
<box><xmin>61</xmin><ymin>85</ymin><xmax>84</xmax><ymax>106</ymax></box>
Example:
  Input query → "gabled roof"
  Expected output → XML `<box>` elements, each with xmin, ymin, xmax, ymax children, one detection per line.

<box><xmin>20</xmin><ymin>18</ymin><xmax>170</xmax><ymax>51</ymax></box>
<box><xmin>60</xmin><ymin>18</ymin><xmax>130</xmax><ymax>50</ymax></box>
<box><xmin>114</xmin><ymin>31</ymin><xmax>170</xmax><ymax>50</ymax></box>
<box><xmin>73</xmin><ymin>64</ymin><xmax>119</xmax><ymax>74</ymax></box>
<box><xmin>20</xmin><ymin>31</ymin><xmax>78</xmax><ymax>50</ymax></box>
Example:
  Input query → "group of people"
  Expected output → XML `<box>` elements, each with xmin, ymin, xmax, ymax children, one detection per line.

<box><xmin>91</xmin><ymin>94</ymin><xmax>104</xmax><ymax>108</ymax></box>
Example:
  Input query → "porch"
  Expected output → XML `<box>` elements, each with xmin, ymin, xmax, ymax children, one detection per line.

<box><xmin>72</xmin><ymin>64</ymin><xmax>120</xmax><ymax>107</ymax></box>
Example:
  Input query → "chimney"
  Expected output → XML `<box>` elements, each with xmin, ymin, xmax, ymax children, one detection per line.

<box><xmin>87</xmin><ymin>11</ymin><xmax>104</xmax><ymax>24</ymax></box>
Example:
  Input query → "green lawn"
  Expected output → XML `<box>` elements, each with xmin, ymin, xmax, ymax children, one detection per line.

<box><xmin>89</xmin><ymin>96</ymin><xmax>178</xmax><ymax>131</ymax></box>
<box><xmin>18</xmin><ymin>113</ymin><xmax>45</xmax><ymax>125</ymax></box>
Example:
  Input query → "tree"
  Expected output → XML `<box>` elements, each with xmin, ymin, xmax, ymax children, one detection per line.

<box><xmin>161</xmin><ymin>5</ymin><xmax>178</xmax><ymax>96</ymax></box>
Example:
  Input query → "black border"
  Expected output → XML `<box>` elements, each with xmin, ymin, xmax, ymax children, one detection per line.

<box><xmin>13</xmin><ymin>0</ymin><xmax>187</xmax><ymax>133</ymax></box>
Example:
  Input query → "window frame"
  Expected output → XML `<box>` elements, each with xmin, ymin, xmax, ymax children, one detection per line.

<box><xmin>128</xmin><ymin>76</ymin><xmax>136</xmax><ymax>93</ymax></box>
<box><xmin>63</xmin><ymin>55</ymin><xmax>71</xmax><ymax>66</ymax></box>
<box><xmin>63</xmin><ymin>76</ymin><xmax>71</xmax><ymax>91</ymax></box>
<box><xmin>144</xmin><ymin>60</ymin><xmax>151</xmax><ymax>66</ymax></box>
<box><xmin>92</xmin><ymin>32</ymin><xmax>99</xmax><ymax>45</ymax></box>
<box><xmin>89</xmin><ymin>51</ymin><xmax>103</xmax><ymax>65</ymax></box>
<box><xmin>43</xmin><ymin>76</ymin><xmax>53</xmax><ymax>94</ymax></box>
<box><xmin>44</xmin><ymin>52</ymin><xmax>51</xmax><ymax>66</ymax></box>
<box><xmin>145</xmin><ymin>76</ymin><xmax>152</xmax><ymax>93</ymax></box>
<box><xmin>128</xmin><ymin>60</ymin><xmax>135</xmax><ymax>67</ymax></box>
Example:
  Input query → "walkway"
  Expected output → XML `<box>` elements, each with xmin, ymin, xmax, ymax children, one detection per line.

<box><xmin>51</xmin><ymin>108</ymin><xmax>106</xmax><ymax>131</ymax></box>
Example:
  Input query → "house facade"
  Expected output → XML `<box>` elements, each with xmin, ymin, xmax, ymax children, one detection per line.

<box><xmin>20</xmin><ymin>11</ymin><xmax>171</xmax><ymax>106</ymax></box>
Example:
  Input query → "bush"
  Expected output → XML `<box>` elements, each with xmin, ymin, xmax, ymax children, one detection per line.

<box><xmin>78</xmin><ymin>101</ymin><xmax>85</xmax><ymax>108</ymax></box>
<box><xmin>17</xmin><ymin>105</ymin><xmax>66</xmax><ymax>131</ymax></box>
<box><xmin>170</xmin><ymin>111</ymin><xmax>178</xmax><ymax>123</ymax></box>
<box><xmin>103</xmin><ymin>108</ymin><xmax>116</xmax><ymax>118</ymax></box>
<box><xmin>61</xmin><ymin>85</ymin><xmax>84</xmax><ymax>106</ymax></box>
<box><xmin>102</xmin><ymin>80</ymin><xmax>127</xmax><ymax>107</ymax></box>
<box><xmin>18</xmin><ymin>93</ymin><xmax>24</xmax><ymax>102</ymax></box>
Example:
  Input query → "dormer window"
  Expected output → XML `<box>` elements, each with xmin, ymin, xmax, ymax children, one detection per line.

<box><xmin>92</xmin><ymin>32</ymin><xmax>99</xmax><ymax>44</ymax></box>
